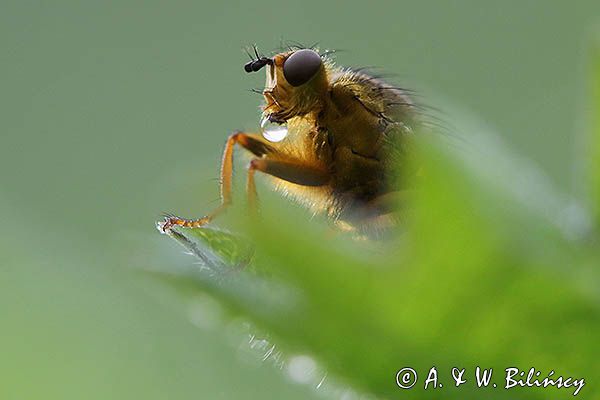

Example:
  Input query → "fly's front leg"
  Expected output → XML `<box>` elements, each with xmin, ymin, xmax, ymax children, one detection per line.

<box><xmin>159</xmin><ymin>131</ymin><xmax>275</xmax><ymax>233</ymax></box>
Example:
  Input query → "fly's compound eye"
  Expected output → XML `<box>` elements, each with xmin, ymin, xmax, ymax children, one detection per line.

<box><xmin>283</xmin><ymin>49</ymin><xmax>322</xmax><ymax>87</ymax></box>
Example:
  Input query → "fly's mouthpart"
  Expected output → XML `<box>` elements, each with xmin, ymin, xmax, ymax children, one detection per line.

<box><xmin>262</xmin><ymin>113</ymin><xmax>285</xmax><ymax>125</ymax></box>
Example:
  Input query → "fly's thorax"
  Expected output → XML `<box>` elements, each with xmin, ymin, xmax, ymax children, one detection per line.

<box><xmin>318</xmin><ymin>97</ymin><xmax>386</xmax><ymax>159</ymax></box>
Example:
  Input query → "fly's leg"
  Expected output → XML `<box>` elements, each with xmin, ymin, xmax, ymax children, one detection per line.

<box><xmin>249</xmin><ymin>158</ymin><xmax>330</xmax><ymax>186</ymax></box>
<box><xmin>246</xmin><ymin>161</ymin><xmax>258</xmax><ymax>213</ymax></box>
<box><xmin>245</xmin><ymin>157</ymin><xmax>330</xmax><ymax>214</ymax></box>
<box><xmin>159</xmin><ymin>132</ymin><xmax>276</xmax><ymax>233</ymax></box>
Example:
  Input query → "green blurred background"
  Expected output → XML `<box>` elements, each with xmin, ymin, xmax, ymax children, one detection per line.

<box><xmin>1</xmin><ymin>1</ymin><xmax>598</xmax><ymax>399</ymax></box>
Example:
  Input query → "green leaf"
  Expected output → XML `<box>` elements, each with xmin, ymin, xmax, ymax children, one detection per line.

<box><xmin>159</xmin><ymin>130</ymin><xmax>600</xmax><ymax>399</ymax></box>
<box><xmin>166</xmin><ymin>225</ymin><xmax>254</xmax><ymax>270</ymax></box>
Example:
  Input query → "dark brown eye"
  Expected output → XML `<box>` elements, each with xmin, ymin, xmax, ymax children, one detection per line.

<box><xmin>283</xmin><ymin>49</ymin><xmax>322</xmax><ymax>87</ymax></box>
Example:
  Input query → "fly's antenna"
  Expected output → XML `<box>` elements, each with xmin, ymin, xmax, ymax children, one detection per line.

<box><xmin>243</xmin><ymin>44</ymin><xmax>273</xmax><ymax>73</ymax></box>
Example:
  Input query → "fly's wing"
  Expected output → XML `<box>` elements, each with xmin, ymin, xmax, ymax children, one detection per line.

<box><xmin>329</xmin><ymin>68</ymin><xmax>419</xmax><ymax>131</ymax></box>
<box><xmin>329</xmin><ymin>69</ymin><xmax>422</xmax><ymax>189</ymax></box>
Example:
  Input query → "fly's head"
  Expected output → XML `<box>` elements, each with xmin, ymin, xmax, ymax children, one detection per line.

<box><xmin>244</xmin><ymin>47</ymin><xmax>328</xmax><ymax>124</ymax></box>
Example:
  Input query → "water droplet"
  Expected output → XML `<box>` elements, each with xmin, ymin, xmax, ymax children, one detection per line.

<box><xmin>261</xmin><ymin>116</ymin><xmax>288</xmax><ymax>142</ymax></box>
<box><xmin>286</xmin><ymin>355</ymin><xmax>317</xmax><ymax>384</ymax></box>
<box><xmin>187</xmin><ymin>294</ymin><xmax>223</xmax><ymax>331</ymax></box>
